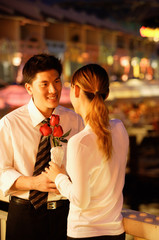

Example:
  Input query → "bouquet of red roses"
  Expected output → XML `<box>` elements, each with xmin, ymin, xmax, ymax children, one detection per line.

<box><xmin>40</xmin><ymin>114</ymin><xmax>71</xmax><ymax>166</ymax></box>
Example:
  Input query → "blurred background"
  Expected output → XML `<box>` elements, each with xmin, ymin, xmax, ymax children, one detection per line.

<box><xmin>0</xmin><ymin>0</ymin><xmax>159</xmax><ymax>216</ymax></box>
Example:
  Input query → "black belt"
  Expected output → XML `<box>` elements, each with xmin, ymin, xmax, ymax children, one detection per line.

<box><xmin>11</xmin><ymin>196</ymin><xmax>68</xmax><ymax>210</ymax></box>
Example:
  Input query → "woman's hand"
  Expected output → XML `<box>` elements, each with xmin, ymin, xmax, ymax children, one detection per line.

<box><xmin>44</xmin><ymin>161</ymin><xmax>67</xmax><ymax>182</ymax></box>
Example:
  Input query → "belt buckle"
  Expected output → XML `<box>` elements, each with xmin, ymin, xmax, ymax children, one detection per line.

<box><xmin>47</xmin><ymin>201</ymin><xmax>57</xmax><ymax>210</ymax></box>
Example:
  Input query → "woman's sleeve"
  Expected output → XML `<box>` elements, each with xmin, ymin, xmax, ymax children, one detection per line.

<box><xmin>55</xmin><ymin>138</ymin><xmax>91</xmax><ymax>209</ymax></box>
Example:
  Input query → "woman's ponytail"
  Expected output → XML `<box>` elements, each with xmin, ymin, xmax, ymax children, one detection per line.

<box><xmin>71</xmin><ymin>64</ymin><xmax>112</xmax><ymax>160</ymax></box>
<box><xmin>85</xmin><ymin>93</ymin><xmax>112</xmax><ymax>159</ymax></box>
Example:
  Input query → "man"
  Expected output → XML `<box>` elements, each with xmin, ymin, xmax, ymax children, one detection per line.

<box><xmin>0</xmin><ymin>54</ymin><xmax>84</xmax><ymax>240</ymax></box>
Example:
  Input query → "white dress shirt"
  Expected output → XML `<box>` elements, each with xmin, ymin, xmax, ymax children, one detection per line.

<box><xmin>55</xmin><ymin>120</ymin><xmax>129</xmax><ymax>238</ymax></box>
<box><xmin>0</xmin><ymin>98</ymin><xmax>84</xmax><ymax>201</ymax></box>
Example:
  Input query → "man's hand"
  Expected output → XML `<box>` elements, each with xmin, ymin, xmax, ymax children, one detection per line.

<box><xmin>11</xmin><ymin>174</ymin><xmax>59</xmax><ymax>194</ymax></box>
<box><xmin>32</xmin><ymin>173</ymin><xmax>59</xmax><ymax>193</ymax></box>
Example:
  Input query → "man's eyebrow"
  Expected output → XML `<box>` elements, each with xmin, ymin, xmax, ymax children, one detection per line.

<box><xmin>40</xmin><ymin>77</ymin><xmax>60</xmax><ymax>82</ymax></box>
<box><xmin>53</xmin><ymin>76</ymin><xmax>61</xmax><ymax>81</ymax></box>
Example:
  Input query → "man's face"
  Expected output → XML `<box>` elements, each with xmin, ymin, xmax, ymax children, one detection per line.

<box><xmin>25</xmin><ymin>69</ymin><xmax>62</xmax><ymax>117</ymax></box>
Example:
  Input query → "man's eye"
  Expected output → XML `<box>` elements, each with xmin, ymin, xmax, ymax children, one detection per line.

<box><xmin>55</xmin><ymin>78</ymin><xmax>61</xmax><ymax>83</ymax></box>
<box><xmin>41</xmin><ymin>83</ymin><xmax>48</xmax><ymax>87</ymax></box>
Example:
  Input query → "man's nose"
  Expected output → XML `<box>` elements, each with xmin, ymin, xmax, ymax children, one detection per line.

<box><xmin>48</xmin><ymin>84</ymin><xmax>57</xmax><ymax>93</ymax></box>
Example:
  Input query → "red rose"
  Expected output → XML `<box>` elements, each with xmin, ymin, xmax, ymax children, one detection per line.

<box><xmin>40</xmin><ymin>123</ymin><xmax>52</xmax><ymax>136</ymax></box>
<box><xmin>53</xmin><ymin>125</ymin><xmax>63</xmax><ymax>137</ymax></box>
<box><xmin>50</xmin><ymin>114</ymin><xmax>60</xmax><ymax>126</ymax></box>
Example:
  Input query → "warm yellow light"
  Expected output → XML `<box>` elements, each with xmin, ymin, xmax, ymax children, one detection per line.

<box><xmin>120</xmin><ymin>57</ymin><xmax>129</xmax><ymax>67</ymax></box>
<box><xmin>131</xmin><ymin>57</ymin><xmax>140</xmax><ymax>67</ymax></box>
<box><xmin>154</xmin><ymin>37</ymin><xmax>159</xmax><ymax>42</ymax></box>
<box><xmin>133</xmin><ymin>65</ymin><xmax>140</xmax><ymax>78</ymax></box>
<box><xmin>64</xmin><ymin>81</ymin><xmax>70</xmax><ymax>88</ymax></box>
<box><xmin>107</xmin><ymin>55</ymin><xmax>113</xmax><ymax>65</ymax></box>
<box><xmin>64</xmin><ymin>60</ymin><xmax>71</xmax><ymax>77</ymax></box>
<box><xmin>77</xmin><ymin>56</ymin><xmax>83</xmax><ymax>63</ymax></box>
<box><xmin>140</xmin><ymin>26</ymin><xmax>159</xmax><ymax>38</ymax></box>
<box><xmin>139</xmin><ymin>73</ymin><xmax>144</xmax><ymax>79</ymax></box>
<box><xmin>151</xmin><ymin>60</ymin><xmax>158</xmax><ymax>69</ymax></box>
<box><xmin>121</xmin><ymin>74</ymin><xmax>128</xmax><ymax>81</ymax></box>
<box><xmin>81</xmin><ymin>52</ymin><xmax>89</xmax><ymax>59</ymax></box>
<box><xmin>12</xmin><ymin>53</ymin><xmax>22</xmax><ymax>66</ymax></box>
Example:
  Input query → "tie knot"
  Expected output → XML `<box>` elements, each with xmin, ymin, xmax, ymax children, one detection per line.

<box><xmin>46</xmin><ymin>118</ymin><xmax>50</xmax><ymax>124</ymax></box>
<box><xmin>42</xmin><ymin>118</ymin><xmax>50</xmax><ymax>125</ymax></box>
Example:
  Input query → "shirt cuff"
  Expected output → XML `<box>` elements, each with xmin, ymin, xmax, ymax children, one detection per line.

<box><xmin>55</xmin><ymin>173</ymin><xmax>69</xmax><ymax>186</ymax></box>
<box><xmin>55</xmin><ymin>173</ymin><xmax>70</xmax><ymax>197</ymax></box>
<box><xmin>1</xmin><ymin>170</ymin><xmax>22</xmax><ymax>196</ymax></box>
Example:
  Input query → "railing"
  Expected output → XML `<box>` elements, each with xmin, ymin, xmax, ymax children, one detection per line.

<box><xmin>0</xmin><ymin>209</ymin><xmax>159</xmax><ymax>240</ymax></box>
<box><xmin>122</xmin><ymin>209</ymin><xmax>159</xmax><ymax>240</ymax></box>
<box><xmin>0</xmin><ymin>210</ymin><xmax>7</xmax><ymax>240</ymax></box>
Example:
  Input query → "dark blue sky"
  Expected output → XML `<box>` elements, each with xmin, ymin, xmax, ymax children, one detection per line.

<box><xmin>27</xmin><ymin>0</ymin><xmax>159</xmax><ymax>27</ymax></box>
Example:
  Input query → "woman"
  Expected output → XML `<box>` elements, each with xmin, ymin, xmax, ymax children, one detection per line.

<box><xmin>45</xmin><ymin>64</ymin><xmax>129</xmax><ymax>240</ymax></box>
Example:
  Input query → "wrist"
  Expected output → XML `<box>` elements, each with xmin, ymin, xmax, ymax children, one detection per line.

<box><xmin>30</xmin><ymin>176</ymin><xmax>38</xmax><ymax>190</ymax></box>
<box><xmin>11</xmin><ymin>175</ymin><xmax>35</xmax><ymax>191</ymax></box>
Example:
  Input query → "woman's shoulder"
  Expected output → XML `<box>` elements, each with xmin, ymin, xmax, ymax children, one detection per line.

<box><xmin>68</xmin><ymin>126</ymin><xmax>95</xmax><ymax>148</ymax></box>
<box><xmin>110</xmin><ymin>118</ymin><xmax>126</xmax><ymax>130</ymax></box>
<box><xmin>110</xmin><ymin>118</ymin><xmax>129</xmax><ymax>141</ymax></box>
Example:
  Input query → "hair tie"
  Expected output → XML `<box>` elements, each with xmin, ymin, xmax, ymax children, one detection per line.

<box><xmin>94</xmin><ymin>91</ymin><xmax>100</xmax><ymax>96</ymax></box>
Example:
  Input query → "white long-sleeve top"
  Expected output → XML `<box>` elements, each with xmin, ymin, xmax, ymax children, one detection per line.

<box><xmin>55</xmin><ymin>119</ymin><xmax>129</xmax><ymax>238</ymax></box>
<box><xmin>0</xmin><ymin>98</ymin><xmax>84</xmax><ymax>201</ymax></box>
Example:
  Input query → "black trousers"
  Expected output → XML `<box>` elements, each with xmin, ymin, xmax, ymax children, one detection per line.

<box><xmin>6</xmin><ymin>198</ymin><xmax>69</xmax><ymax>240</ymax></box>
<box><xmin>67</xmin><ymin>233</ymin><xmax>125</xmax><ymax>240</ymax></box>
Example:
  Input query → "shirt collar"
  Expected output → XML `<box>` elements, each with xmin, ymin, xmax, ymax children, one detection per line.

<box><xmin>28</xmin><ymin>98</ymin><xmax>44</xmax><ymax>127</ymax></box>
<box><xmin>28</xmin><ymin>98</ymin><xmax>61</xmax><ymax>127</ymax></box>
<box><xmin>85</xmin><ymin>124</ymin><xmax>91</xmax><ymax>130</ymax></box>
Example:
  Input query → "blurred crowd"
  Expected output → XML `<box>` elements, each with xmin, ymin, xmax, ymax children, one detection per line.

<box><xmin>108</xmin><ymin>99</ymin><xmax>159</xmax><ymax>135</ymax></box>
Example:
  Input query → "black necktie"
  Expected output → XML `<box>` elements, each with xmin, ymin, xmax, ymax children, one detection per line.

<box><xmin>29</xmin><ymin>120</ymin><xmax>51</xmax><ymax>209</ymax></box>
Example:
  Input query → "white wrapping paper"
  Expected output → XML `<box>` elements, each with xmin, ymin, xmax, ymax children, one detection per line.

<box><xmin>50</xmin><ymin>146</ymin><xmax>64</xmax><ymax>167</ymax></box>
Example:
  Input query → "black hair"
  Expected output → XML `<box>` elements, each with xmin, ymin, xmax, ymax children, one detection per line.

<box><xmin>22</xmin><ymin>53</ymin><xmax>62</xmax><ymax>84</ymax></box>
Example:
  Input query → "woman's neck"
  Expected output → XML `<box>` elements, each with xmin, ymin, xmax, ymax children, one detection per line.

<box><xmin>77</xmin><ymin>89</ymin><xmax>91</xmax><ymax>125</ymax></box>
<box><xmin>80</xmin><ymin>100</ymin><xmax>91</xmax><ymax>125</ymax></box>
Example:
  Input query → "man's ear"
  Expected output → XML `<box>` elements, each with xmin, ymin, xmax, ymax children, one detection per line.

<box><xmin>75</xmin><ymin>85</ymin><xmax>80</xmax><ymax>98</ymax></box>
<box><xmin>25</xmin><ymin>83</ymin><xmax>33</xmax><ymax>96</ymax></box>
